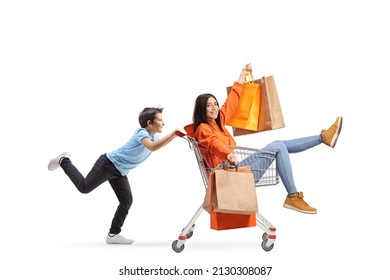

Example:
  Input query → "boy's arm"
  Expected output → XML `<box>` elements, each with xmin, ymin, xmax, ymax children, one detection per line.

<box><xmin>141</xmin><ymin>129</ymin><xmax>179</xmax><ymax>152</ymax></box>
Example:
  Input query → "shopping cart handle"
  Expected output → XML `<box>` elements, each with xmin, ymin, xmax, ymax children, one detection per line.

<box><xmin>175</xmin><ymin>131</ymin><xmax>186</xmax><ymax>137</ymax></box>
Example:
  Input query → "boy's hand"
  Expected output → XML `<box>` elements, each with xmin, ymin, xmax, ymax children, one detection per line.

<box><xmin>174</xmin><ymin>130</ymin><xmax>186</xmax><ymax>138</ymax></box>
<box><xmin>172</xmin><ymin>129</ymin><xmax>186</xmax><ymax>138</ymax></box>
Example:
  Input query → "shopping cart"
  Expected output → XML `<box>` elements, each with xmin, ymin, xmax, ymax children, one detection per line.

<box><xmin>171</xmin><ymin>131</ymin><xmax>280</xmax><ymax>253</ymax></box>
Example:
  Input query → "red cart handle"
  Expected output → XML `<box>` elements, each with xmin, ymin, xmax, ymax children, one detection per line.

<box><xmin>175</xmin><ymin>131</ymin><xmax>186</xmax><ymax>138</ymax></box>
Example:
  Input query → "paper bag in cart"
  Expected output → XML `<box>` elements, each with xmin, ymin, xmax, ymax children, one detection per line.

<box><xmin>203</xmin><ymin>164</ymin><xmax>257</xmax><ymax>230</ymax></box>
<box><xmin>203</xmin><ymin>165</ymin><xmax>256</xmax><ymax>213</ymax></box>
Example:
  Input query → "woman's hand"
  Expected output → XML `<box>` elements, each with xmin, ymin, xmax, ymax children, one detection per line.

<box><xmin>237</xmin><ymin>63</ymin><xmax>252</xmax><ymax>84</ymax></box>
<box><xmin>227</xmin><ymin>153</ymin><xmax>238</xmax><ymax>165</ymax></box>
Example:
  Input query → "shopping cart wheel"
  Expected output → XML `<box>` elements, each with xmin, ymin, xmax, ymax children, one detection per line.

<box><xmin>182</xmin><ymin>228</ymin><xmax>194</xmax><ymax>239</ymax></box>
<box><xmin>261</xmin><ymin>239</ymin><xmax>274</xmax><ymax>252</ymax></box>
<box><xmin>171</xmin><ymin>240</ymin><xmax>185</xmax><ymax>253</ymax></box>
<box><xmin>262</xmin><ymin>232</ymin><xmax>268</xmax><ymax>240</ymax></box>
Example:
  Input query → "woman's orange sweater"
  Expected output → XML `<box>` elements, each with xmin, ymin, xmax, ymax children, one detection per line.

<box><xmin>184</xmin><ymin>82</ymin><xmax>243</xmax><ymax>168</ymax></box>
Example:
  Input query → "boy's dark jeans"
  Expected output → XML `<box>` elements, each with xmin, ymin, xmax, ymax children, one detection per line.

<box><xmin>60</xmin><ymin>154</ymin><xmax>133</xmax><ymax>234</ymax></box>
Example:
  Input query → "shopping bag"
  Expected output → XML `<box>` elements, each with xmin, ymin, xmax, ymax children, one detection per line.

<box><xmin>258</xmin><ymin>75</ymin><xmax>285</xmax><ymax>131</ymax></box>
<box><xmin>210</xmin><ymin>211</ymin><xmax>256</xmax><ymax>230</ymax></box>
<box><xmin>226</xmin><ymin>73</ymin><xmax>261</xmax><ymax>131</ymax></box>
<box><xmin>209</xmin><ymin>171</ymin><xmax>257</xmax><ymax>230</ymax></box>
<box><xmin>228</xmin><ymin>75</ymin><xmax>285</xmax><ymax>136</ymax></box>
<box><xmin>202</xmin><ymin>165</ymin><xmax>252</xmax><ymax>213</ymax></box>
<box><xmin>203</xmin><ymin>163</ymin><xmax>257</xmax><ymax>230</ymax></box>
<box><xmin>213</xmin><ymin>166</ymin><xmax>258</xmax><ymax>214</ymax></box>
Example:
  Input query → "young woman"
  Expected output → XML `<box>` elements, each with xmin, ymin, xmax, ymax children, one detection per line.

<box><xmin>185</xmin><ymin>64</ymin><xmax>342</xmax><ymax>214</ymax></box>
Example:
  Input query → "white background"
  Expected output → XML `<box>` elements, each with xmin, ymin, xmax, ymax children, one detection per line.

<box><xmin>1</xmin><ymin>0</ymin><xmax>389</xmax><ymax>279</ymax></box>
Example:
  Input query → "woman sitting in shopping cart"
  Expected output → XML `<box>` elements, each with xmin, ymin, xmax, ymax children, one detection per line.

<box><xmin>184</xmin><ymin>63</ymin><xmax>342</xmax><ymax>215</ymax></box>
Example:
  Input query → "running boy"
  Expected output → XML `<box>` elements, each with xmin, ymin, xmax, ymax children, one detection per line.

<box><xmin>48</xmin><ymin>107</ymin><xmax>179</xmax><ymax>244</ymax></box>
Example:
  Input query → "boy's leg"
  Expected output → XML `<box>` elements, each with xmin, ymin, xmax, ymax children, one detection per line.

<box><xmin>106</xmin><ymin>176</ymin><xmax>133</xmax><ymax>244</ymax></box>
<box><xmin>60</xmin><ymin>154</ymin><xmax>115</xmax><ymax>193</ymax></box>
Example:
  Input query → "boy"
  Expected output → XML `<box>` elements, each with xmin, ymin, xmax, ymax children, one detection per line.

<box><xmin>48</xmin><ymin>107</ymin><xmax>179</xmax><ymax>244</ymax></box>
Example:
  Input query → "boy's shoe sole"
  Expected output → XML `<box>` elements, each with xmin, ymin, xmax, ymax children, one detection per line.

<box><xmin>48</xmin><ymin>152</ymin><xmax>70</xmax><ymax>171</ymax></box>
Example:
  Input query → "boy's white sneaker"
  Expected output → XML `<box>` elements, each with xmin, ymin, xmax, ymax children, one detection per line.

<box><xmin>106</xmin><ymin>234</ymin><xmax>134</xmax><ymax>245</ymax></box>
<box><xmin>48</xmin><ymin>152</ymin><xmax>70</xmax><ymax>171</ymax></box>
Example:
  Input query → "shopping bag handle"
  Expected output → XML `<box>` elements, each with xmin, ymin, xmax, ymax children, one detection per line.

<box><xmin>222</xmin><ymin>160</ymin><xmax>239</xmax><ymax>172</ymax></box>
<box><xmin>246</xmin><ymin>72</ymin><xmax>255</xmax><ymax>83</ymax></box>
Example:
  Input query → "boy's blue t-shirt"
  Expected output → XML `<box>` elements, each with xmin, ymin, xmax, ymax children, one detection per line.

<box><xmin>106</xmin><ymin>128</ymin><xmax>159</xmax><ymax>176</ymax></box>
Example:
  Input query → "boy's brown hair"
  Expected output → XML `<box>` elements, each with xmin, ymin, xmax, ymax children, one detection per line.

<box><xmin>139</xmin><ymin>107</ymin><xmax>164</xmax><ymax>128</ymax></box>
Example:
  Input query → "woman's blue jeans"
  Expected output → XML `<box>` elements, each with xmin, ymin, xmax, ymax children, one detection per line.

<box><xmin>238</xmin><ymin>135</ymin><xmax>322</xmax><ymax>194</ymax></box>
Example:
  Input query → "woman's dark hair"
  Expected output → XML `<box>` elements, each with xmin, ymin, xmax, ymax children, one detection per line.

<box><xmin>139</xmin><ymin>107</ymin><xmax>164</xmax><ymax>128</ymax></box>
<box><xmin>193</xmin><ymin>93</ymin><xmax>223</xmax><ymax>132</ymax></box>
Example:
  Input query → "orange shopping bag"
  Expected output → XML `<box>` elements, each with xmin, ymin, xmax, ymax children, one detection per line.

<box><xmin>226</xmin><ymin>73</ymin><xmax>261</xmax><ymax>131</ymax></box>
<box><xmin>229</xmin><ymin>75</ymin><xmax>285</xmax><ymax>136</ymax></box>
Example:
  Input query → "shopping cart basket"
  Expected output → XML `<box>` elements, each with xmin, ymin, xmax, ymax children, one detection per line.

<box><xmin>171</xmin><ymin>131</ymin><xmax>280</xmax><ymax>253</ymax></box>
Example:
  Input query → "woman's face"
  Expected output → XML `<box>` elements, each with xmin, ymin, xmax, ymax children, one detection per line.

<box><xmin>206</xmin><ymin>97</ymin><xmax>219</xmax><ymax>120</ymax></box>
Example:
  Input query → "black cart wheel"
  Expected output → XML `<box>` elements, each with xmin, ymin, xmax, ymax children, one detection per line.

<box><xmin>261</xmin><ymin>239</ymin><xmax>274</xmax><ymax>252</ymax></box>
<box><xmin>171</xmin><ymin>240</ymin><xmax>185</xmax><ymax>253</ymax></box>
